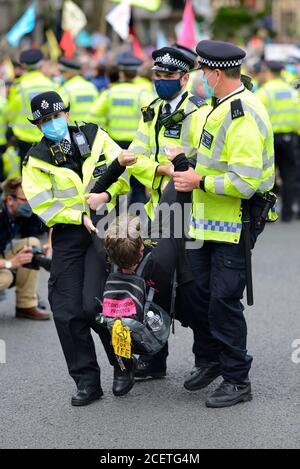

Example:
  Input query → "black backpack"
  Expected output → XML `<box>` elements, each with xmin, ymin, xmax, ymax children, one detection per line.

<box><xmin>96</xmin><ymin>254</ymin><xmax>175</xmax><ymax>355</ymax></box>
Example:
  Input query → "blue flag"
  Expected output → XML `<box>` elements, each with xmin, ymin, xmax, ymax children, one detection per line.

<box><xmin>6</xmin><ymin>4</ymin><xmax>36</xmax><ymax>47</ymax></box>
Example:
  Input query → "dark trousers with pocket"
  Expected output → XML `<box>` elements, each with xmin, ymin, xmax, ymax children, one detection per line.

<box><xmin>274</xmin><ymin>133</ymin><xmax>297</xmax><ymax>220</ymax></box>
<box><xmin>183</xmin><ymin>239</ymin><xmax>253</xmax><ymax>384</ymax></box>
<box><xmin>49</xmin><ymin>224</ymin><xmax>116</xmax><ymax>390</ymax></box>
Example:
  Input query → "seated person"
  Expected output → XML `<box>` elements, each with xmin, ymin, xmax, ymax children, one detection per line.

<box><xmin>86</xmin><ymin>148</ymin><xmax>191</xmax><ymax>396</ymax></box>
<box><xmin>0</xmin><ymin>177</ymin><xmax>50</xmax><ymax>320</ymax></box>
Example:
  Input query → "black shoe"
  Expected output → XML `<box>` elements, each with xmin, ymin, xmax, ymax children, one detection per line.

<box><xmin>113</xmin><ymin>358</ymin><xmax>137</xmax><ymax>397</ymax></box>
<box><xmin>184</xmin><ymin>362</ymin><xmax>221</xmax><ymax>391</ymax></box>
<box><xmin>71</xmin><ymin>387</ymin><xmax>103</xmax><ymax>407</ymax></box>
<box><xmin>135</xmin><ymin>359</ymin><xmax>167</xmax><ymax>380</ymax></box>
<box><xmin>206</xmin><ymin>381</ymin><xmax>252</xmax><ymax>408</ymax></box>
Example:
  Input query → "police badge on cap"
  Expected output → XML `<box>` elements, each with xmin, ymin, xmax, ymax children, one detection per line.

<box><xmin>28</xmin><ymin>91</ymin><xmax>70</xmax><ymax>124</ymax></box>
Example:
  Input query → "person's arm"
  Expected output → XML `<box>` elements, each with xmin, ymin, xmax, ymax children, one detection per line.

<box><xmin>128</xmin><ymin>117</ymin><xmax>173</xmax><ymax>190</ymax></box>
<box><xmin>22</xmin><ymin>161</ymin><xmax>85</xmax><ymax>227</ymax></box>
<box><xmin>174</xmin><ymin>113</ymin><xmax>265</xmax><ymax>198</ymax></box>
<box><xmin>143</xmin><ymin>149</ymin><xmax>191</xmax><ymax>283</ymax></box>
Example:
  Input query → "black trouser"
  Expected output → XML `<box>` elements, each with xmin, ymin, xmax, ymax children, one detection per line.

<box><xmin>183</xmin><ymin>239</ymin><xmax>253</xmax><ymax>384</ymax></box>
<box><xmin>274</xmin><ymin>133</ymin><xmax>298</xmax><ymax>220</ymax></box>
<box><xmin>49</xmin><ymin>224</ymin><xmax>116</xmax><ymax>390</ymax></box>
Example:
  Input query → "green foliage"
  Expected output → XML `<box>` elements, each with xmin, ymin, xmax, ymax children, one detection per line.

<box><xmin>212</xmin><ymin>7</ymin><xmax>257</xmax><ymax>40</ymax></box>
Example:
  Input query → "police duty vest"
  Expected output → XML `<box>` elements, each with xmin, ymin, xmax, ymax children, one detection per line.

<box><xmin>4</xmin><ymin>71</ymin><xmax>57</xmax><ymax>143</ymax></box>
<box><xmin>58</xmin><ymin>76</ymin><xmax>99</xmax><ymax>125</ymax></box>
<box><xmin>190</xmin><ymin>88</ymin><xmax>275</xmax><ymax>244</ymax></box>
<box><xmin>256</xmin><ymin>78</ymin><xmax>299</xmax><ymax>134</ymax></box>
<box><xmin>90</xmin><ymin>82</ymin><xmax>152</xmax><ymax>143</ymax></box>
<box><xmin>22</xmin><ymin>124</ymin><xmax>129</xmax><ymax>227</ymax></box>
<box><xmin>129</xmin><ymin>92</ymin><xmax>210</xmax><ymax>219</ymax></box>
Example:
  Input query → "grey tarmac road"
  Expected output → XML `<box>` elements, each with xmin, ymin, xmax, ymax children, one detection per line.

<box><xmin>0</xmin><ymin>220</ymin><xmax>300</xmax><ymax>449</ymax></box>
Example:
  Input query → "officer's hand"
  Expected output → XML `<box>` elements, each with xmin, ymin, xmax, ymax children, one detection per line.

<box><xmin>11</xmin><ymin>247</ymin><xmax>33</xmax><ymax>269</ymax></box>
<box><xmin>156</xmin><ymin>164</ymin><xmax>174</xmax><ymax>177</ymax></box>
<box><xmin>165</xmin><ymin>145</ymin><xmax>184</xmax><ymax>161</ymax></box>
<box><xmin>43</xmin><ymin>242</ymin><xmax>52</xmax><ymax>258</ymax></box>
<box><xmin>174</xmin><ymin>168</ymin><xmax>202</xmax><ymax>192</ymax></box>
<box><xmin>85</xmin><ymin>193</ymin><xmax>110</xmax><ymax>211</ymax></box>
<box><xmin>83</xmin><ymin>214</ymin><xmax>98</xmax><ymax>234</ymax></box>
<box><xmin>118</xmin><ymin>150</ymin><xmax>137</xmax><ymax>167</ymax></box>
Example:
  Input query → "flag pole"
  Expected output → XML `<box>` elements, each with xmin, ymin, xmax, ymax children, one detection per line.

<box><xmin>99</xmin><ymin>0</ymin><xmax>110</xmax><ymax>36</ymax></box>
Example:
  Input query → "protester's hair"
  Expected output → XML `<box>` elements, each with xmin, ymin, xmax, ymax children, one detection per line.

<box><xmin>1</xmin><ymin>177</ymin><xmax>23</xmax><ymax>201</ymax></box>
<box><xmin>223</xmin><ymin>66</ymin><xmax>241</xmax><ymax>79</ymax></box>
<box><xmin>104</xmin><ymin>214</ymin><xmax>143</xmax><ymax>269</ymax></box>
<box><xmin>123</xmin><ymin>69</ymin><xmax>138</xmax><ymax>81</ymax></box>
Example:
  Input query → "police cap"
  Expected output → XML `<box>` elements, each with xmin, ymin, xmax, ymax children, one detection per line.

<box><xmin>196</xmin><ymin>40</ymin><xmax>246</xmax><ymax>69</ymax></box>
<box><xmin>59</xmin><ymin>57</ymin><xmax>81</xmax><ymax>71</ymax></box>
<box><xmin>19</xmin><ymin>48</ymin><xmax>43</xmax><ymax>66</ymax></box>
<box><xmin>264</xmin><ymin>60</ymin><xmax>284</xmax><ymax>72</ymax></box>
<box><xmin>152</xmin><ymin>47</ymin><xmax>195</xmax><ymax>73</ymax></box>
<box><xmin>117</xmin><ymin>53</ymin><xmax>143</xmax><ymax>70</ymax></box>
<box><xmin>28</xmin><ymin>91</ymin><xmax>70</xmax><ymax>124</ymax></box>
<box><xmin>172</xmin><ymin>43</ymin><xmax>198</xmax><ymax>65</ymax></box>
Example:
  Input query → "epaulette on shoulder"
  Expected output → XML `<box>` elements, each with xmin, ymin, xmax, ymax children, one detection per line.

<box><xmin>22</xmin><ymin>143</ymin><xmax>37</xmax><ymax>166</ymax></box>
<box><xmin>189</xmin><ymin>95</ymin><xmax>207</xmax><ymax>108</ymax></box>
<box><xmin>231</xmin><ymin>99</ymin><xmax>245</xmax><ymax>120</ymax></box>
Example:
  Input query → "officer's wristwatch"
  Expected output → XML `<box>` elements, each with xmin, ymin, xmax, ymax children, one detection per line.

<box><xmin>4</xmin><ymin>260</ymin><xmax>12</xmax><ymax>270</ymax></box>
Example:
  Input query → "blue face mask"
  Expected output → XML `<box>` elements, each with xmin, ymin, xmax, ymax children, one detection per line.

<box><xmin>202</xmin><ymin>74</ymin><xmax>215</xmax><ymax>99</ymax></box>
<box><xmin>41</xmin><ymin>116</ymin><xmax>68</xmax><ymax>142</ymax></box>
<box><xmin>154</xmin><ymin>79</ymin><xmax>182</xmax><ymax>101</ymax></box>
<box><xmin>15</xmin><ymin>203</ymin><xmax>32</xmax><ymax>218</ymax></box>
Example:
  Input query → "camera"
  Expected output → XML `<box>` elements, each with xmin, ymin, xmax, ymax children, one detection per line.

<box><xmin>24</xmin><ymin>246</ymin><xmax>52</xmax><ymax>272</ymax></box>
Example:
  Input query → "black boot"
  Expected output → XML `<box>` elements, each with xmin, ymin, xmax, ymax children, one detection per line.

<box><xmin>184</xmin><ymin>362</ymin><xmax>221</xmax><ymax>391</ymax></box>
<box><xmin>113</xmin><ymin>358</ymin><xmax>136</xmax><ymax>397</ymax></box>
<box><xmin>135</xmin><ymin>359</ymin><xmax>167</xmax><ymax>380</ymax></box>
<box><xmin>206</xmin><ymin>381</ymin><xmax>252</xmax><ymax>408</ymax></box>
<box><xmin>71</xmin><ymin>387</ymin><xmax>103</xmax><ymax>406</ymax></box>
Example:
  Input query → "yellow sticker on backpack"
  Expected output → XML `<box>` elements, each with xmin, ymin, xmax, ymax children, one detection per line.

<box><xmin>112</xmin><ymin>320</ymin><xmax>131</xmax><ymax>359</ymax></box>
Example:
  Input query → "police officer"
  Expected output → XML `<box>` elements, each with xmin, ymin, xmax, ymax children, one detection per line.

<box><xmin>256</xmin><ymin>61</ymin><xmax>299</xmax><ymax>222</ymax></box>
<box><xmin>173</xmin><ymin>40</ymin><xmax>275</xmax><ymax>408</ymax></box>
<box><xmin>4</xmin><ymin>49</ymin><xmax>55</xmax><ymax>162</ymax></box>
<box><xmin>58</xmin><ymin>57</ymin><xmax>99</xmax><ymax>125</ymax></box>
<box><xmin>22</xmin><ymin>91</ymin><xmax>135</xmax><ymax>406</ymax></box>
<box><xmin>128</xmin><ymin>46</ymin><xmax>211</xmax><ymax>379</ymax></box>
<box><xmin>90</xmin><ymin>53</ymin><xmax>153</xmax><ymax>204</ymax></box>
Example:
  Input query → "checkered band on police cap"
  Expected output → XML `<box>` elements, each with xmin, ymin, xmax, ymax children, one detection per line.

<box><xmin>196</xmin><ymin>40</ymin><xmax>246</xmax><ymax>70</ymax></box>
<box><xmin>152</xmin><ymin>47</ymin><xmax>195</xmax><ymax>72</ymax></box>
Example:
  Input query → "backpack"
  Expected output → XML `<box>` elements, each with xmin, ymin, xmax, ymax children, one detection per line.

<box><xmin>96</xmin><ymin>253</ymin><xmax>175</xmax><ymax>355</ymax></box>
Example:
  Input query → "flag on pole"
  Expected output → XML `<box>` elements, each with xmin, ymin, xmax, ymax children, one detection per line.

<box><xmin>177</xmin><ymin>0</ymin><xmax>197</xmax><ymax>49</ymax></box>
<box><xmin>60</xmin><ymin>30</ymin><xmax>76</xmax><ymax>59</ymax></box>
<box><xmin>112</xmin><ymin>0</ymin><xmax>160</xmax><ymax>11</ymax></box>
<box><xmin>106</xmin><ymin>1</ymin><xmax>131</xmax><ymax>41</ymax></box>
<box><xmin>6</xmin><ymin>3</ymin><xmax>36</xmax><ymax>47</ymax></box>
<box><xmin>46</xmin><ymin>30</ymin><xmax>61</xmax><ymax>62</ymax></box>
<box><xmin>62</xmin><ymin>0</ymin><xmax>87</xmax><ymax>38</ymax></box>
